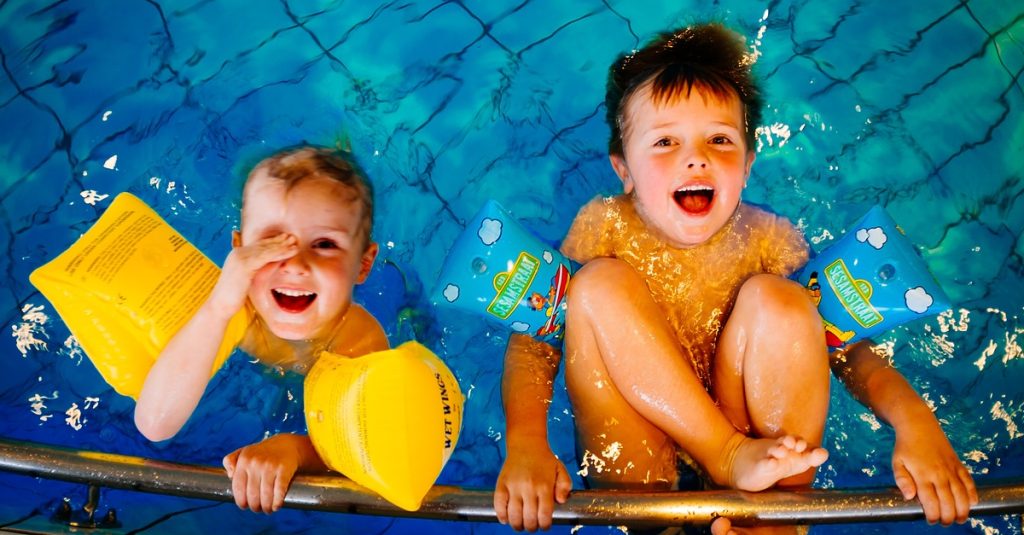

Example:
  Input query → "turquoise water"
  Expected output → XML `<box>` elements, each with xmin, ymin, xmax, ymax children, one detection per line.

<box><xmin>1</xmin><ymin>0</ymin><xmax>1022</xmax><ymax>533</ymax></box>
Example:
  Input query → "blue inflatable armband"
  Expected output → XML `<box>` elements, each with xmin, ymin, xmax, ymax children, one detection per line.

<box><xmin>434</xmin><ymin>201</ymin><xmax>573</xmax><ymax>344</ymax></box>
<box><xmin>793</xmin><ymin>205</ymin><xmax>950</xmax><ymax>349</ymax></box>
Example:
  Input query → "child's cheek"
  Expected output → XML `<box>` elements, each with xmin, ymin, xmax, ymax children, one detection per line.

<box><xmin>249</xmin><ymin>267</ymin><xmax>275</xmax><ymax>293</ymax></box>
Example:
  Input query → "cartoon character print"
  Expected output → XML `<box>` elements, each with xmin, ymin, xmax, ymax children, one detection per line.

<box><xmin>806</xmin><ymin>271</ymin><xmax>856</xmax><ymax>348</ymax></box>
<box><xmin>534</xmin><ymin>264</ymin><xmax>570</xmax><ymax>338</ymax></box>
<box><xmin>527</xmin><ymin>292</ymin><xmax>548</xmax><ymax>311</ymax></box>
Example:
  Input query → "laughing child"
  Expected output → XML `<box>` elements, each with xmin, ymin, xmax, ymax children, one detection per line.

<box><xmin>135</xmin><ymin>147</ymin><xmax>389</xmax><ymax>513</ymax></box>
<box><xmin>493</xmin><ymin>23</ymin><xmax>977</xmax><ymax>533</ymax></box>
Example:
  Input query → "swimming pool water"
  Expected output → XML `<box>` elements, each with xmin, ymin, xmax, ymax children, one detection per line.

<box><xmin>1</xmin><ymin>1</ymin><xmax>1022</xmax><ymax>533</ymax></box>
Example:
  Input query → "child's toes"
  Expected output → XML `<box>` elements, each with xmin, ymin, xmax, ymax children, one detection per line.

<box><xmin>767</xmin><ymin>442</ymin><xmax>789</xmax><ymax>460</ymax></box>
<box><xmin>769</xmin><ymin>436</ymin><xmax>800</xmax><ymax>458</ymax></box>
<box><xmin>810</xmin><ymin>447</ymin><xmax>829</xmax><ymax>466</ymax></box>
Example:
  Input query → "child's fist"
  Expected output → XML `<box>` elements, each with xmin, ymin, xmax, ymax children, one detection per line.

<box><xmin>223</xmin><ymin>434</ymin><xmax>302</xmax><ymax>514</ymax></box>
<box><xmin>209</xmin><ymin>233</ymin><xmax>298</xmax><ymax>317</ymax></box>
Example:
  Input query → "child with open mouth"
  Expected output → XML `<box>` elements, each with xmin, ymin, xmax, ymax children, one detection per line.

<box><xmin>135</xmin><ymin>146</ymin><xmax>389</xmax><ymax>514</ymax></box>
<box><xmin>494</xmin><ymin>23</ymin><xmax>976</xmax><ymax>534</ymax></box>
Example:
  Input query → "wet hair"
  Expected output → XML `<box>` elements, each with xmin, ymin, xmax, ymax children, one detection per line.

<box><xmin>606</xmin><ymin>22</ymin><xmax>763</xmax><ymax>156</ymax></box>
<box><xmin>243</xmin><ymin>146</ymin><xmax>374</xmax><ymax>249</ymax></box>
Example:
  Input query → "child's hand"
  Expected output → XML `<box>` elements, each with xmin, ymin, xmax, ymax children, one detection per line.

<box><xmin>210</xmin><ymin>233</ymin><xmax>298</xmax><ymax>317</ymax></box>
<box><xmin>892</xmin><ymin>414</ymin><xmax>978</xmax><ymax>525</ymax></box>
<box><xmin>494</xmin><ymin>445</ymin><xmax>572</xmax><ymax>532</ymax></box>
<box><xmin>222</xmin><ymin>433</ymin><xmax>303</xmax><ymax>513</ymax></box>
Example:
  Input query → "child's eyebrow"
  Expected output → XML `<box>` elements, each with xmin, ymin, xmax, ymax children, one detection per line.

<box><xmin>307</xmin><ymin>226</ymin><xmax>355</xmax><ymax>237</ymax></box>
<box><xmin>708</xmin><ymin>120</ymin><xmax>742</xmax><ymax>130</ymax></box>
<box><xmin>647</xmin><ymin>119</ymin><xmax>741</xmax><ymax>130</ymax></box>
<box><xmin>249</xmin><ymin>224</ymin><xmax>283</xmax><ymax>235</ymax></box>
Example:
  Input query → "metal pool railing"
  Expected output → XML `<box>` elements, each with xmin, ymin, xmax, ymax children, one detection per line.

<box><xmin>1</xmin><ymin>438</ymin><xmax>1022</xmax><ymax>528</ymax></box>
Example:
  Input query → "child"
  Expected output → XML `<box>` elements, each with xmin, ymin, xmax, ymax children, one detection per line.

<box><xmin>135</xmin><ymin>147</ymin><xmax>389</xmax><ymax>513</ymax></box>
<box><xmin>493</xmin><ymin>24</ymin><xmax>977</xmax><ymax>533</ymax></box>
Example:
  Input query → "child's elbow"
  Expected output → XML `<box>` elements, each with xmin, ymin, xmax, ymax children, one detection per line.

<box><xmin>134</xmin><ymin>408</ymin><xmax>178</xmax><ymax>442</ymax></box>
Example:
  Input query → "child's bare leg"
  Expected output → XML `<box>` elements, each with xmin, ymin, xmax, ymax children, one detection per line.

<box><xmin>564</xmin><ymin>259</ymin><xmax>826</xmax><ymax>491</ymax></box>
<box><xmin>566</xmin><ymin>359</ymin><xmax>680</xmax><ymax>490</ymax></box>
<box><xmin>709</xmin><ymin>274</ymin><xmax>829</xmax><ymax>535</ymax></box>
<box><xmin>713</xmin><ymin>273</ymin><xmax>831</xmax><ymax>488</ymax></box>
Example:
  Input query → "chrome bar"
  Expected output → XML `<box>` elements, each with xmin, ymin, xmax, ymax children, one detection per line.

<box><xmin>0</xmin><ymin>438</ymin><xmax>1021</xmax><ymax>527</ymax></box>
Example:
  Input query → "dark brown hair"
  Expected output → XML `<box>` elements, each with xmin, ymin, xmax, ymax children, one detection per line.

<box><xmin>606</xmin><ymin>23</ymin><xmax>763</xmax><ymax>156</ymax></box>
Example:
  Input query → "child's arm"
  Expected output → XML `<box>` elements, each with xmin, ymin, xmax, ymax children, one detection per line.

<box><xmin>493</xmin><ymin>333</ymin><xmax>573</xmax><ymax>532</ymax></box>
<box><xmin>134</xmin><ymin>233</ymin><xmax>298</xmax><ymax>441</ymax></box>
<box><xmin>832</xmin><ymin>341</ymin><xmax>979</xmax><ymax>525</ymax></box>
<box><xmin>222</xmin><ymin>433</ymin><xmax>327</xmax><ymax>513</ymax></box>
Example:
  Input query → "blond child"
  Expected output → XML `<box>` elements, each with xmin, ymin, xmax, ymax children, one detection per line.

<box><xmin>135</xmin><ymin>147</ymin><xmax>389</xmax><ymax>513</ymax></box>
<box><xmin>494</xmin><ymin>23</ymin><xmax>977</xmax><ymax>533</ymax></box>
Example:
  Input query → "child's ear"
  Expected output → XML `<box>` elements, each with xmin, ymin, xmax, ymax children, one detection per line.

<box><xmin>231</xmin><ymin>230</ymin><xmax>242</xmax><ymax>248</ymax></box>
<box><xmin>356</xmin><ymin>241</ymin><xmax>379</xmax><ymax>284</ymax></box>
<box><xmin>609</xmin><ymin>154</ymin><xmax>634</xmax><ymax>194</ymax></box>
<box><xmin>743</xmin><ymin>150</ymin><xmax>756</xmax><ymax>187</ymax></box>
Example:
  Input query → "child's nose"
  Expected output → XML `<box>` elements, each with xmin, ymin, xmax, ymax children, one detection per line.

<box><xmin>684</xmin><ymin>145</ymin><xmax>709</xmax><ymax>169</ymax></box>
<box><xmin>280</xmin><ymin>249</ymin><xmax>310</xmax><ymax>275</ymax></box>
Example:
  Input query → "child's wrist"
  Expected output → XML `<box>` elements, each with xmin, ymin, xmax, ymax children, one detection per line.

<box><xmin>506</xmin><ymin>430</ymin><xmax>550</xmax><ymax>454</ymax></box>
<box><xmin>200</xmin><ymin>297</ymin><xmax>242</xmax><ymax>324</ymax></box>
<box><xmin>890</xmin><ymin>401</ymin><xmax>939</xmax><ymax>434</ymax></box>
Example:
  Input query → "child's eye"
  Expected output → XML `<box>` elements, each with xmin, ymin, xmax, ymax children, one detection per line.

<box><xmin>654</xmin><ymin>138</ymin><xmax>673</xmax><ymax>147</ymax></box>
<box><xmin>710</xmin><ymin>135</ymin><xmax>733</xmax><ymax>145</ymax></box>
<box><xmin>312</xmin><ymin>239</ymin><xmax>338</xmax><ymax>250</ymax></box>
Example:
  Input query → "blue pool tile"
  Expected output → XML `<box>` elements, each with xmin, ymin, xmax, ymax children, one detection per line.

<box><xmin>162</xmin><ymin>0</ymin><xmax>294</xmax><ymax>85</ymax></box>
<box><xmin>899</xmin><ymin>44</ymin><xmax>1018</xmax><ymax>176</ymax></box>
<box><xmin>929</xmin><ymin>219</ymin><xmax>1017</xmax><ymax>304</ymax></box>
<box><xmin>967</xmin><ymin>0</ymin><xmax>1024</xmax><ymax>34</ymax></box>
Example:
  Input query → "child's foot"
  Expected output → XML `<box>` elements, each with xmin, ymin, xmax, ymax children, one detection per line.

<box><xmin>729</xmin><ymin>435</ymin><xmax>828</xmax><ymax>492</ymax></box>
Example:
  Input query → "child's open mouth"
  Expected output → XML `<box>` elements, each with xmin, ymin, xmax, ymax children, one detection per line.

<box><xmin>272</xmin><ymin>288</ymin><xmax>317</xmax><ymax>313</ymax></box>
<box><xmin>673</xmin><ymin>185</ymin><xmax>714</xmax><ymax>215</ymax></box>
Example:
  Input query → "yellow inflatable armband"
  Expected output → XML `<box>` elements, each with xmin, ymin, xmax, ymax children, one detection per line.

<box><xmin>29</xmin><ymin>193</ymin><xmax>251</xmax><ymax>399</ymax></box>
<box><xmin>305</xmin><ymin>341</ymin><xmax>464</xmax><ymax>511</ymax></box>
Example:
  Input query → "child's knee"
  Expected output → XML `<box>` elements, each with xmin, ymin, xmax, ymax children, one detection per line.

<box><xmin>567</xmin><ymin>257</ymin><xmax>641</xmax><ymax>305</ymax></box>
<box><xmin>738</xmin><ymin>274</ymin><xmax>822</xmax><ymax>330</ymax></box>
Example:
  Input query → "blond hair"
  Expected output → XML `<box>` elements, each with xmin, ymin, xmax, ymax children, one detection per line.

<box><xmin>243</xmin><ymin>147</ymin><xmax>374</xmax><ymax>249</ymax></box>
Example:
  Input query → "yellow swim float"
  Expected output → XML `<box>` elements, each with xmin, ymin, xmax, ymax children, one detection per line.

<box><xmin>305</xmin><ymin>341</ymin><xmax>464</xmax><ymax>511</ymax></box>
<box><xmin>29</xmin><ymin>193</ymin><xmax>250</xmax><ymax>399</ymax></box>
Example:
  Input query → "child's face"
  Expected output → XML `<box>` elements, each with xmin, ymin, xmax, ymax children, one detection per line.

<box><xmin>238</xmin><ymin>171</ymin><xmax>377</xmax><ymax>341</ymax></box>
<box><xmin>611</xmin><ymin>83</ymin><xmax>754</xmax><ymax>247</ymax></box>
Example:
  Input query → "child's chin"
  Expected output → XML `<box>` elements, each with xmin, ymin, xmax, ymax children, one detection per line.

<box><xmin>667</xmin><ymin>210</ymin><xmax>735</xmax><ymax>246</ymax></box>
<box><xmin>666</xmin><ymin>224</ymin><xmax>720</xmax><ymax>248</ymax></box>
<box><xmin>267</xmin><ymin>322</ymin><xmax>316</xmax><ymax>341</ymax></box>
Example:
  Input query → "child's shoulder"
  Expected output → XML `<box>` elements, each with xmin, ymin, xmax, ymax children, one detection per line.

<box><xmin>736</xmin><ymin>202</ymin><xmax>800</xmax><ymax>235</ymax></box>
<box><xmin>328</xmin><ymin>304</ymin><xmax>390</xmax><ymax>357</ymax></box>
<box><xmin>563</xmin><ymin>194</ymin><xmax>633</xmax><ymax>262</ymax></box>
<box><xmin>737</xmin><ymin>201</ymin><xmax>779</xmax><ymax>220</ymax></box>
<box><xmin>575</xmin><ymin>193</ymin><xmax>629</xmax><ymax>215</ymax></box>
<box><xmin>736</xmin><ymin>202</ymin><xmax>809</xmax><ymax>274</ymax></box>
<box><xmin>570</xmin><ymin>194</ymin><xmax>638</xmax><ymax>230</ymax></box>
